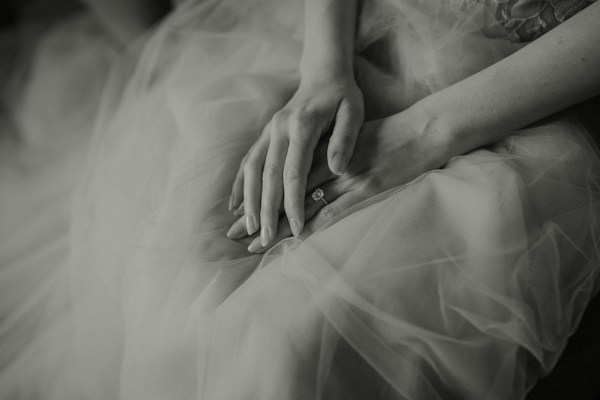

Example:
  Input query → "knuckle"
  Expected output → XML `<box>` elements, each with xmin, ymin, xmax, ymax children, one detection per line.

<box><xmin>289</xmin><ymin>135</ymin><xmax>312</xmax><ymax>149</ymax></box>
<box><xmin>291</xmin><ymin>110</ymin><xmax>318</xmax><ymax>131</ymax></box>
<box><xmin>283</xmin><ymin>164</ymin><xmax>303</xmax><ymax>181</ymax></box>
<box><xmin>292</xmin><ymin>108</ymin><xmax>311</xmax><ymax>122</ymax></box>
<box><xmin>272</xmin><ymin>110</ymin><xmax>290</xmax><ymax>129</ymax></box>
<box><xmin>244</xmin><ymin>159</ymin><xmax>261</xmax><ymax>175</ymax></box>
<box><xmin>364</xmin><ymin>176</ymin><xmax>382</xmax><ymax>193</ymax></box>
<box><xmin>262</xmin><ymin>163</ymin><xmax>282</xmax><ymax>181</ymax></box>
<box><xmin>345</xmin><ymin>103</ymin><xmax>364</xmax><ymax>118</ymax></box>
<box><xmin>318</xmin><ymin>205</ymin><xmax>337</xmax><ymax>221</ymax></box>
<box><xmin>289</xmin><ymin>129</ymin><xmax>318</xmax><ymax>148</ymax></box>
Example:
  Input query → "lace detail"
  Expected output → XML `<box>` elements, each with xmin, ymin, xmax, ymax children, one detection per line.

<box><xmin>463</xmin><ymin>0</ymin><xmax>596</xmax><ymax>42</ymax></box>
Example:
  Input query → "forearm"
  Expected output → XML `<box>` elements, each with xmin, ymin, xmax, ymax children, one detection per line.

<box><xmin>300</xmin><ymin>0</ymin><xmax>359</xmax><ymax>80</ymax></box>
<box><xmin>82</xmin><ymin>0</ymin><xmax>171</xmax><ymax>46</ymax></box>
<box><xmin>418</xmin><ymin>1</ymin><xmax>600</xmax><ymax>156</ymax></box>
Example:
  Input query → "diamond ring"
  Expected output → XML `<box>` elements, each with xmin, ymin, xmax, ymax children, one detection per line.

<box><xmin>311</xmin><ymin>188</ymin><xmax>328</xmax><ymax>205</ymax></box>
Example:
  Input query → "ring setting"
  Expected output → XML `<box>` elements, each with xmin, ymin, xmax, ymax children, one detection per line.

<box><xmin>311</xmin><ymin>188</ymin><xmax>328</xmax><ymax>205</ymax></box>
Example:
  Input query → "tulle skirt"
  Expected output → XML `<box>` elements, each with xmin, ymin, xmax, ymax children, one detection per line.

<box><xmin>1</xmin><ymin>0</ymin><xmax>599</xmax><ymax>399</ymax></box>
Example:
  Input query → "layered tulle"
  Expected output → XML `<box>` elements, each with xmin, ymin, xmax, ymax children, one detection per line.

<box><xmin>1</xmin><ymin>0</ymin><xmax>599</xmax><ymax>399</ymax></box>
<box><xmin>0</xmin><ymin>10</ymin><xmax>115</xmax><ymax>399</ymax></box>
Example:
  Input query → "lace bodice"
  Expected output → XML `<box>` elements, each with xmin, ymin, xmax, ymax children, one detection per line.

<box><xmin>476</xmin><ymin>0</ymin><xmax>597</xmax><ymax>42</ymax></box>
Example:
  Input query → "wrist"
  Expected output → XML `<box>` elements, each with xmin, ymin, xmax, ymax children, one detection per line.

<box><xmin>299</xmin><ymin>55</ymin><xmax>354</xmax><ymax>84</ymax></box>
<box><xmin>411</xmin><ymin>90</ymin><xmax>506</xmax><ymax>162</ymax></box>
<box><xmin>403</xmin><ymin>98</ymin><xmax>463</xmax><ymax>166</ymax></box>
<box><xmin>301</xmin><ymin>0</ymin><xmax>357</xmax><ymax>83</ymax></box>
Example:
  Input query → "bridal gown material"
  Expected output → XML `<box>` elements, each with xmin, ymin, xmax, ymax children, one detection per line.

<box><xmin>0</xmin><ymin>8</ymin><xmax>115</xmax><ymax>399</ymax></box>
<box><xmin>1</xmin><ymin>0</ymin><xmax>600</xmax><ymax>399</ymax></box>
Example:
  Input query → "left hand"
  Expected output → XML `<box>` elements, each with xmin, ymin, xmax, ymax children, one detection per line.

<box><xmin>227</xmin><ymin>108</ymin><xmax>453</xmax><ymax>253</ymax></box>
<box><xmin>228</xmin><ymin>75</ymin><xmax>364</xmax><ymax>247</ymax></box>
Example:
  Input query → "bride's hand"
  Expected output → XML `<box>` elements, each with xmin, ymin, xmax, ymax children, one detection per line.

<box><xmin>228</xmin><ymin>76</ymin><xmax>364</xmax><ymax>246</ymax></box>
<box><xmin>229</xmin><ymin>107</ymin><xmax>453</xmax><ymax>253</ymax></box>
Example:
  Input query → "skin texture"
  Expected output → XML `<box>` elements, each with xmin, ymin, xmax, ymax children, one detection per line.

<box><xmin>229</xmin><ymin>1</ymin><xmax>600</xmax><ymax>253</ymax></box>
<box><xmin>227</xmin><ymin>0</ymin><xmax>363</xmax><ymax>247</ymax></box>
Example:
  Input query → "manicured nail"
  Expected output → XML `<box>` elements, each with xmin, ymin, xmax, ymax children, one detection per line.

<box><xmin>228</xmin><ymin>195</ymin><xmax>236</xmax><ymax>211</ymax></box>
<box><xmin>289</xmin><ymin>218</ymin><xmax>302</xmax><ymax>237</ymax></box>
<box><xmin>248</xmin><ymin>237</ymin><xmax>264</xmax><ymax>253</ymax></box>
<box><xmin>233</xmin><ymin>203</ymin><xmax>244</xmax><ymax>216</ymax></box>
<box><xmin>260</xmin><ymin>226</ymin><xmax>272</xmax><ymax>247</ymax></box>
<box><xmin>331</xmin><ymin>153</ymin><xmax>346</xmax><ymax>175</ymax></box>
<box><xmin>226</xmin><ymin>223</ymin><xmax>246</xmax><ymax>239</ymax></box>
<box><xmin>246</xmin><ymin>215</ymin><xmax>258</xmax><ymax>235</ymax></box>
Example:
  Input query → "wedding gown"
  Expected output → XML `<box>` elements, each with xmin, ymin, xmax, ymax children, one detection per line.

<box><xmin>1</xmin><ymin>0</ymin><xmax>599</xmax><ymax>399</ymax></box>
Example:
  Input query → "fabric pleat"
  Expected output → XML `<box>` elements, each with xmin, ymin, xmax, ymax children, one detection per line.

<box><xmin>1</xmin><ymin>1</ymin><xmax>599</xmax><ymax>399</ymax></box>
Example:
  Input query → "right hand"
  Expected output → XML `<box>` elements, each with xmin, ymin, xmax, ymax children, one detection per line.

<box><xmin>228</xmin><ymin>75</ymin><xmax>364</xmax><ymax>246</ymax></box>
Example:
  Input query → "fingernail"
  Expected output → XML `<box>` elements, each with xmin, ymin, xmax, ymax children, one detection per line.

<box><xmin>260</xmin><ymin>226</ymin><xmax>272</xmax><ymax>247</ymax></box>
<box><xmin>226</xmin><ymin>223</ymin><xmax>246</xmax><ymax>239</ymax></box>
<box><xmin>246</xmin><ymin>215</ymin><xmax>258</xmax><ymax>235</ymax></box>
<box><xmin>332</xmin><ymin>153</ymin><xmax>346</xmax><ymax>175</ymax></box>
<box><xmin>226</xmin><ymin>225</ymin><xmax>235</xmax><ymax>238</ymax></box>
<box><xmin>228</xmin><ymin>195</ymin><xmax>234</xmax><ymax>211</ymax></box>
<box><xmin>289</xmin><ymin>218</ymin><xmax>302</xmax><ymax>237</ymax></box>
<box><xmin>233</xmin><ymin>203</ymin><xmax>244</xmax><ymax>216</ymax></box>
<box><xmin>248</xmin><ymin>237</ymin><xmax>264</xmax><ymax>253</ymax></box>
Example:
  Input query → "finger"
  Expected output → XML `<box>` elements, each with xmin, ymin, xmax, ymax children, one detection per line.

<box><xmin>247</xmin><ymin>183</ymin><xmax>359</xmax><ymax>253</ymax></box>
<box><xmin>303</xmin><ymin>189</ymin><xmax>366</xmax><ymax>238</ymax></box>
<box><xmin>284</xmin><ymin>110</ymin><xmax>328</xmax><ymax>237</ymax></box>
<box><xmin>248</xmin><ymin>168</ymin><xmax>336</xmax><ymax>254</ymax></box>
<box><xmin>247</xmin><ymin>215</ymin><xmax>292</xmax><ymax>254</ymax></box>
<box><xmin>328</xmin><ymin>100</ymin><xmax>363</xmax><ymax>175</ymax></box>
<box><xmin>260</xmin><ymin>136</ymin><xmax>288</xmax><ymax>247</ymax></box>
<box><xmin>226</xmin><ymin>215</ymin><xmax>249</xmax><ymax>240</ymax></box>
<box><xmin>306</xmin><ymin>141</ymin><xmax>337</xmax><ymax>193</ymax></box>
<box><xmin>233</xmin><ymin>202</ymin><xmax>244</xmax><ymax>216</ymax></box>
<box><xmin>283</xmin><ymin>141</ymin><xmax>315</xmax><ymax>237</ymax></box>
<box><xmin>231</xmin><ymin>121</ymin><xmax>272</xmax><ymax>211</ymax></box>
<box><xmin>303</xmin><ymin>187</ymin><xmax>331</xmax><ymax>224</ymax></box>
<box><xmin>229</xmin><ymin>155</ymin><xmax>247</xmax><ymax>211</ymax></box>
<box><xmin>243</xmin><ymin>137</ymin><xmax>269</xmax><ymax>236</ymax></box>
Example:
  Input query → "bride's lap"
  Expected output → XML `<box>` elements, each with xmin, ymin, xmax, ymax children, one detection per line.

<box><xmin>109</xmin><ymin>92</ymin><xmax>598</xmax><ymax>398</ymax></box>
<box><xmin>2</xmin><ymin>1</ymin><xmax>599</xmax><ymax>399</ymax></box>
<box><xmin>60</xmin><ymin>2</ymin><xmax>600</xmax><ymax>399</ymax></box>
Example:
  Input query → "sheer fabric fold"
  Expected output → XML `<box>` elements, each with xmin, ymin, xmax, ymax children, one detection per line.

<box><xmin>1</xmin><ymin>1</ymin><xmax>599</xmax><ymax>399</ymax></box>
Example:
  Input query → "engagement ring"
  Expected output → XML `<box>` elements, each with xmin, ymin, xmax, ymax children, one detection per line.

<box><xmin>311</xmin><ymin>188</ymin><xmax>328</xmax><ymax>205</ymax></box>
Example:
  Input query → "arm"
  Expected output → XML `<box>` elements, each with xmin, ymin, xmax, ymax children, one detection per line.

<box><xmin>81</xmin><ymin>0</ymin><xmax>171</xmax><ymax>46</ymax></box>
<box><xmin>239</xmin><ymin>3</ymin><xmax>600</xmax><ymax>253</ymax></box>
<box><xmin>300</xmin><ymin>0</ymin><xmax>358</xmax><ymax>83</ymax></box>
<box><xmin>418</xmin><ymin>1</ymin><xmax>600</xmax><ymax>159</ymax></box>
